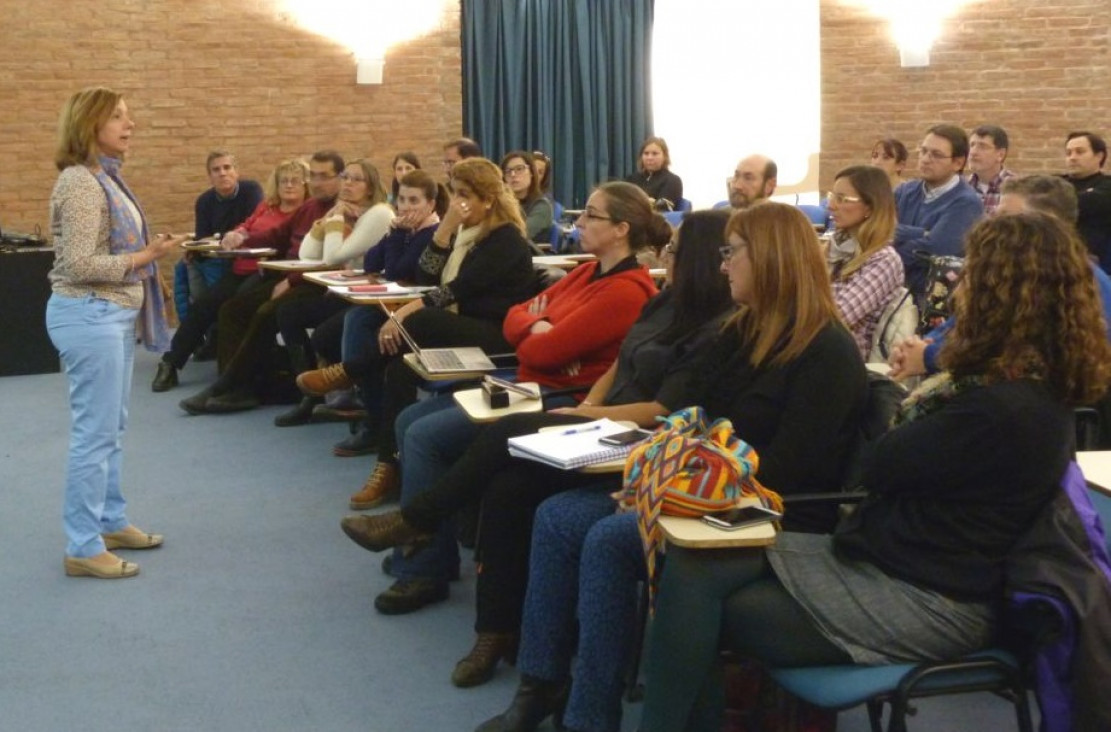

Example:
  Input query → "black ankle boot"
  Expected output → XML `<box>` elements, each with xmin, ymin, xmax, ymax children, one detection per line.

<box><xmin>273</xmin><ymin>395</ymin><xmax>321</xmax><ymax>427</ymax></box>
<box><xmin>474</xmin><ymin>675</ymin><xmax>569</xmax><ymax>732</ymax></box>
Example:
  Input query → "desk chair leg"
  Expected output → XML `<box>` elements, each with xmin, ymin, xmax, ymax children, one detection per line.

<box><xmin>1011</xmin><ymin>689</ymin><xmax>1034</xmax><ymax>732</ymax></box>
<box><xmin>624</xmin><ymin>581</ymin><xmax>649</xmax><ymax>702</ymax></box>
<box><xmin>866</xmin><ymin>699</ymin><xmax>885</xmax><ymax>732</ymax></box>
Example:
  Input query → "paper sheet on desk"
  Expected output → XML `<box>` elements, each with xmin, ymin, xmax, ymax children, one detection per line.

<box><xmin>328</xmin><ymin>283</ymin><xmax>434</xmax><ymax>296</ymax></box>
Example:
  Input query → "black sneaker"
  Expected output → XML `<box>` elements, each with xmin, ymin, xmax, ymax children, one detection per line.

<box><xmin>151</xmin><ymin>361</ymin><xmax>179</xmax><ymax>392</ymax></box>
<box><xmin>373</xmin><ymin>579</ymin><xmax>449</xmax><ymax>615</ymax></box>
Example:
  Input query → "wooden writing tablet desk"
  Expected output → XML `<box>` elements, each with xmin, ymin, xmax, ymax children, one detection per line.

<box><xmin>453</xmin><ymin>384</ymin><xmax>544</xmax><ymax>423</ymax></box>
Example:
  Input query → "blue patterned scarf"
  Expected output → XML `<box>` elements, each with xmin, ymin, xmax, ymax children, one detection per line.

<box><xmin>92</xmin><ymin>155</ymin><xmax>171</xmax><ymax>352</ymax></box>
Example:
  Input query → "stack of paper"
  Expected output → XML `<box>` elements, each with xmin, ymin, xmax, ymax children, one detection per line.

<box><xmin>507</xmin><ymin>418</ymin><xmax>645</xmax><ymax>470</ymax></box>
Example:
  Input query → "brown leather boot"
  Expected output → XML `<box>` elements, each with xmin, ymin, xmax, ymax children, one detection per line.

<box><xmin>296</xmin><ymin>363</ymin><xmax>353</xmax><ymax>396</ymax></box>
<box><xmin>451</xmin><ymin>632</ymin><xmax>520</xmax><ymax>688</ymax></box>
<box><xmin>340</xmin><ymin>509</ymin><xmax>432</xmax><ymax>553</ymax></box>
<box><xmin>349</xmin><ymin>462</ymin><xmax>400</xmax><ymax>510</ymax></box>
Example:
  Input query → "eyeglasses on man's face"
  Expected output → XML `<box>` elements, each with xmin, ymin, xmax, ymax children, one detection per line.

<box><xmin>917</xmin><ymin>147</ymin><xmax>953</xmax><ymax>162</ymax></box>
<box><xmin>309</xmin><ymin>171</ymin><xmax>338</xmax><ymax>181</ymax></box>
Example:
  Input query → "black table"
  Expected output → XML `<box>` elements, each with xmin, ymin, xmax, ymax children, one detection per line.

<box><xmin>0</xmin><ymin>247</ymin><xmax>60</xmax><ymax>376</ymax></box>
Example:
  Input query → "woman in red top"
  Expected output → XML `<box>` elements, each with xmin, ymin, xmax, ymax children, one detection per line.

<box><xmin>336</xmin><ymin>183</ymin><xmax>670</xmax><ymax>629</ymax></box>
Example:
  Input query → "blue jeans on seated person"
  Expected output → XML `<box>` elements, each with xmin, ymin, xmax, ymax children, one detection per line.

<box><xmin>46</xmin><ymin>294</ymin><xmax>139</xmax><ymax>558</ymax></box>
<box><xmin>173</xmin><ymin>256</ymin><xmax>230</xmax><ymax>321</ymax></box>
<box><xmin>386</xmin><ymin>395</ymin><xmax>479</xmax><ymax>584</ymax></box>
<box><xmin>517</xmin><ymin>489</ymin><xmax>643</xmax><ymax>732</ymax></box>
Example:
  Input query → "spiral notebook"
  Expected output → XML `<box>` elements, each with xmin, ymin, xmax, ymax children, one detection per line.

<box><xmin>506</xmin><ymin>419</ymin><xmax>645</xmax><ymax>470</ymax></box>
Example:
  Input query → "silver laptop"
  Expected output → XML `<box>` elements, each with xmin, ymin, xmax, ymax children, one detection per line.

<box><xmin>388</xmin><ymin>311</ymin><xmax>497</xmax><ymax>373</ymax></box>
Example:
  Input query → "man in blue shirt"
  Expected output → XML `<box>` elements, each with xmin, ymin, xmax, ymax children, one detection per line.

<box><xmin>893</xmin><ymin>124</ymin><xmax>984</xmax><ymax>293</ymax></box>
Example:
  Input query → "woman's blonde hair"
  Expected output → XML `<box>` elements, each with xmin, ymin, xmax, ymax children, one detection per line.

<box><xmin>725</xmin><ymin>202</ymin><xmax>841</xmax><ymax>367</ymax></box>
<box><xmin>449</xmin><ymin>158</ymin><xmax>526</xmax><ymax>240</ymax></box>
<box><xmin>262</xmin><ymin>158</ymin><xmax>310</xmax><ymax>206</ymax></box>
<box><xmin>54</xmin><ymin>86</ymin><xmax>123</xmax><ymax>170</ymax></box>
<box><xmin>832</xmin><ymin>165</ymin><xmax>896</xmax><ymax>279</ymax></box>
<box><xmin>942</xmin><ymin>212</ymin><xmax>1111</xmax><ymax>404</ymax></box>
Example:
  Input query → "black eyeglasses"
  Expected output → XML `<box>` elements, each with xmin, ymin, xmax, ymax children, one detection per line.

<box><xmin>719</xmin><ymin>242</ymin><xmax>747</xmax><ymax>261</ymax></box>
<box><xmin>579</xmin><ymin>209</ymin><xmax>616</xmax><ymax>223</ymax></box>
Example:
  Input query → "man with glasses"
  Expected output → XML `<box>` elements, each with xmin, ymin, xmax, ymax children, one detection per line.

<box><xmin>727</xmin><ymin>154</ymin><xmax>777</xmax><ymax>209</ymax></box>
<box><xmin>442</xmin><ymin>137</ymin><xmax>482</xmax><ymax>177</ymax></box>
<box><xmin>154</xmin><ymin>151</ymin><xmax>343</xmax><ymax>394</ymax></box>
<box><xmin>1063</xmin><ymin>131</ymin><xmax>1111</xmax><ymax>274</ymax></box>
<box><xmin>967</xmin><ymin>125</ymin><xmax>1016</xmax><ymax>216</ymax></box>
<box><xmin>893</xmin><ymin>124</ymin><xmax>983</xmax><ymax>293</ymax></box>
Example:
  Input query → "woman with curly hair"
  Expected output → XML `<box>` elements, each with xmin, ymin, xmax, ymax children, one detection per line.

<box><xmin>639</xmin><ymin>211</ymin><xmax>1111</xmax><ymax>731</ymax></box>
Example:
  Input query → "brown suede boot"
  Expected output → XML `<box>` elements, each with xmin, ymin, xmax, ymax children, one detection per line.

<box><xmin>451</xmin><ymin>632</ymin><xmax>520</xmax><ymax>688</ymax></box>
<box><xmin>296</xmin><ymin>363</ymin><xmax>353</xmax><ymax>396</ymax></box>
<box><xmin>349</xmin><ymin>462</ymin><xmax>400</xmax><ymax>510</ymax></box>
<box><xmin>340</xmin><ymin>509</ymin><xmax>432</xmax><ymax>553</ymax></box>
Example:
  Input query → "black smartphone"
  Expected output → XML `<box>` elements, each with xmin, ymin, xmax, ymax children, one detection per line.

<box><xmin>598</xmin><ymin>429</ymin><xmax>652</xmax><ymax>447</ymax></box>
<box><xmin>700</xmin><ymin>505</ymin><xmax>782</xmax><ymax>531</ymax></box>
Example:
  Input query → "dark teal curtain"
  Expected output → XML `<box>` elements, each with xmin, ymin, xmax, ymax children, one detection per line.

<box><xmin>462</xmin><ymin>0</ymin><xmax>654</xmax><ymax>208</ymax></box>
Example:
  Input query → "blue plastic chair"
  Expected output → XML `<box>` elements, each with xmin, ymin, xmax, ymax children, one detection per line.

<box><xmin>550</xmin><ymin>201</ymin><xmax>565</xmax><ymax>249</ymax></box>
<box><xmin>713</xmin><ymin>200</ymin><xmax>732</xmax><ymax>210</ymax></box>
<box><xmin>796</xmin><ymin>203</ymin><xmax>829</xmax><ymax>227</ymax></box>
<box><xmin>662</xmin><ymin>211</ymin><xmax>686</xmax><ymax>227</ymax></box>
<box><xmin>675</xmin><ymin>197</ymin><xmax>693</xmax><ymax>212</ymax></box>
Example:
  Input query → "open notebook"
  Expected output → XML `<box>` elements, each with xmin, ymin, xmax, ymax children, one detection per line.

<box><xmin>507</xmin><ymin>418</ymin><xmax>650</xmax><ymax>470</ymax></box>
<box><xmin>389</xmin><ymin>311</ymin><xmax>496</xmax><ymax>374</ymax></box>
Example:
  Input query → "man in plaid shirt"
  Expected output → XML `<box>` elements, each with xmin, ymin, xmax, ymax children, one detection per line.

<box><xmin>967</xmin><ymin>125</ymin><xmax>1016</xmax><ymax>216</ymax></box>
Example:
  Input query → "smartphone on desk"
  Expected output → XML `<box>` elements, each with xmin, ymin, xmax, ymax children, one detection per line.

<box><xmin>598</xmin><ymin>429</ymin><xmax>653</xmax><ymax>447</ymax></box>
<box><xmin>701</xmin><ymin>505</ymin><xmax>782</xmax><ymax>531</ymax></box>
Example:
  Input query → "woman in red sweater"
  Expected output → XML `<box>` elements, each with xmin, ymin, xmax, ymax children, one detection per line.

<box><xmin>336</xmin><ymin>182</ymin><xmax>670</xmax><ymax>631</ymax></box>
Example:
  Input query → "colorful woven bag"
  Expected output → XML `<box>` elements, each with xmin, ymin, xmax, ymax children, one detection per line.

<box><xmin>616</xmin><ymin>406</ymin><xmax>783</xmax><ymax>609</ymax></box>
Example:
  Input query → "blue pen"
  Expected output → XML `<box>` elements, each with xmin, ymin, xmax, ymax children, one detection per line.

<box><xmin>561</xmin><ymin>424</ymin><xmax>602</xmax><ymax>436</ymax></box>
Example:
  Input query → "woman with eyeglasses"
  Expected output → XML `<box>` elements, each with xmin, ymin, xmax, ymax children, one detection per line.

<box><xmin>334</xmin><ymin>183</ymin><xmax>673</xmax><ymax>675</ymax></box>
<box><xmin>501</xmin><ymin>151</ymin><xmax>554</xmax><ymax>247</ymax></box>
<box><xmin>870</xmin><ymin>137</ymin><xmax>908</xmax><ymax>189</ymax></box>
<box><xmin>627</xmin><ymin>136</ymin><xmax>684</xmax><ymax>212</ymax></box>
<box><xmin>180</xmin><ymin>159</ymin><xmax>393</xmax><ymax>415</ymax></box>
<box><xmin>266</xmin><ymin>160</ymin><xmax>396</xmax><ymax>424</ymax></box>
<box><xmin>826</xmin><ymin>165</ymin><xmax>904</xmax><ymax>359</ymax></box>
<box><xmin>473</xmin><ymin>202</ymin><xmax>866</xmax><ymax>732</ymax></box>
<box><xmin>639</xmin><ymin>211</ymin><xmax>1111</xmax><ymax>732</ymax></box>
<box><xmin>152</xmin><ymin>158</ymin><xmax>310</xmax><ymax>393</ymax></box>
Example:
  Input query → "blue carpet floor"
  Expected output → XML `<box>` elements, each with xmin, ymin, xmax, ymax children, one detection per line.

<box><xmin>0</xmin><ymin>347</ymin><xmax>1034</xmax><ymax>731</ymax></box>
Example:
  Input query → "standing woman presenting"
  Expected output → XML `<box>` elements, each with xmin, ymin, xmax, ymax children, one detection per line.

<box><xmin>47</xmin><ymin>87</ymin><xmax>182</xmax><ymax>579</ymax></box>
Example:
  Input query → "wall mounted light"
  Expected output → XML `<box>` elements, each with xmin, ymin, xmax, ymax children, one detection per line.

<box><xmin>356</xmin><ymin>57</ymin><xmax>385</xmax><ymax>85</ymax></box>
<box><xmin>855</xmin><ymin>0</ymin><xmax>974</xmax><ymax>68</ymax></box>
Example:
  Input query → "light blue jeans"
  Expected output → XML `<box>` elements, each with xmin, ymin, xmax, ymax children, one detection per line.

<box><xmin>46</xmin><ymin>294</ymin><xmax>138</xmax><ymax>558</ymax></box>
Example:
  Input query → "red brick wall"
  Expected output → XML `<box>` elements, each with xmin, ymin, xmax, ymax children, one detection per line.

<box><xmin>0</xmin><ymin>0</ymin><xmax>463</xmax><ymax>237</ymax></box>
<box><xmin>820</xmin><ymin>0</ymin><xmax>1111</xmax><ymax>191</ymax></box>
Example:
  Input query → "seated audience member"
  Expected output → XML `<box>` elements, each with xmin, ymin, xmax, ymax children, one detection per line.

<box><xmin>152</xmin><ymin>158</ymin><xmax>309</xmax><ymax>392</ymax></box>
<box><xmin>294</xmin><ymin>157</ymin><xmax>535</xmax><ymax>470</ymax></box>
<box><xmin>317</xmin><ymin>169</ymin><xmax>447</xmax><ymax>451</ymax></box>
<box><xmin>1062</xmin><ymin>130</ymin><xmax>1111</xmax><ymax>273</ymax></box>
<box><xmin>966</xmin><ymin>124</ymin><xmax>1016</xmax><ymax>215</ymax></box>
<box><xmin>727</xmin><ymin>154</ymin><xmax>777</xmax><ymax>210</ymax></box>
<box><xmin>532</xmin><ymin>150</ymin><xmax>553</xmax><ymax>198</ymax></box>
<box><xmin>639</xmin><ymin>212</ymin><xmax>1111</xmax><ymax>732</ymax></box>
<box><xmin>270</xmin><ymin>159</ymin><xmax>394</xmax><ymax>425</ymax></box>
<box><xmin>626</xmin><ymin>136</ymin><xmax>683</xmax><ymax>211</ymax></box>
<box><xmin>173</xmin><ymin>151</ymin><xmax>263</xmax><ymax>322</ymax></box>
<box><xmin>501</xmin><ymin>151</ymin><xmax>554</xmax><ymax>247</ymax></box>
<box><xmin>443</xmin><ymin>137</ymin><xmax>483</xmax><ymax>178</ymax></box>
<box><xmin>893</xmin><ymin>124</ymin><xmax>983</xmax><ymax>293</ymax></box>
<box><xmin>337</xmin><ymin>185</ymin><xmax>672</xmax><ymax>658</ymax></box>
<box><xmin>388</xmin><ymin>151</ymin><xmax>420</xmax><ymax>205</ymax></box>
<box><xmin>869</xmin><ymin>137</ymin><xmax>908</xmax><ymax>189</ymax></box>
<box><xmin>890</xmin><ymin>174</ymin><xmax>1111</xmax><ymax>380</ymax></box>
<box><xmin>826</xmin><ymin>165</ymin><xmax>903</xmax><ymax>359</ymax></box>
<box><xmin>475</xmin><ymin>202</ymin><xmax>867</xmax><ymax>732</ymax></box>
<box><xmin>176</xmin><ymin>150</ymin><xmax>344</xmax><ymax>414</ymax></box>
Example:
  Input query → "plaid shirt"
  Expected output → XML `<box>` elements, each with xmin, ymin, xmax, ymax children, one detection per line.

<box><xmin>968</xmin><ymin>168</ymin><xmax>1017</xmax><ymax>215</ymax></box>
